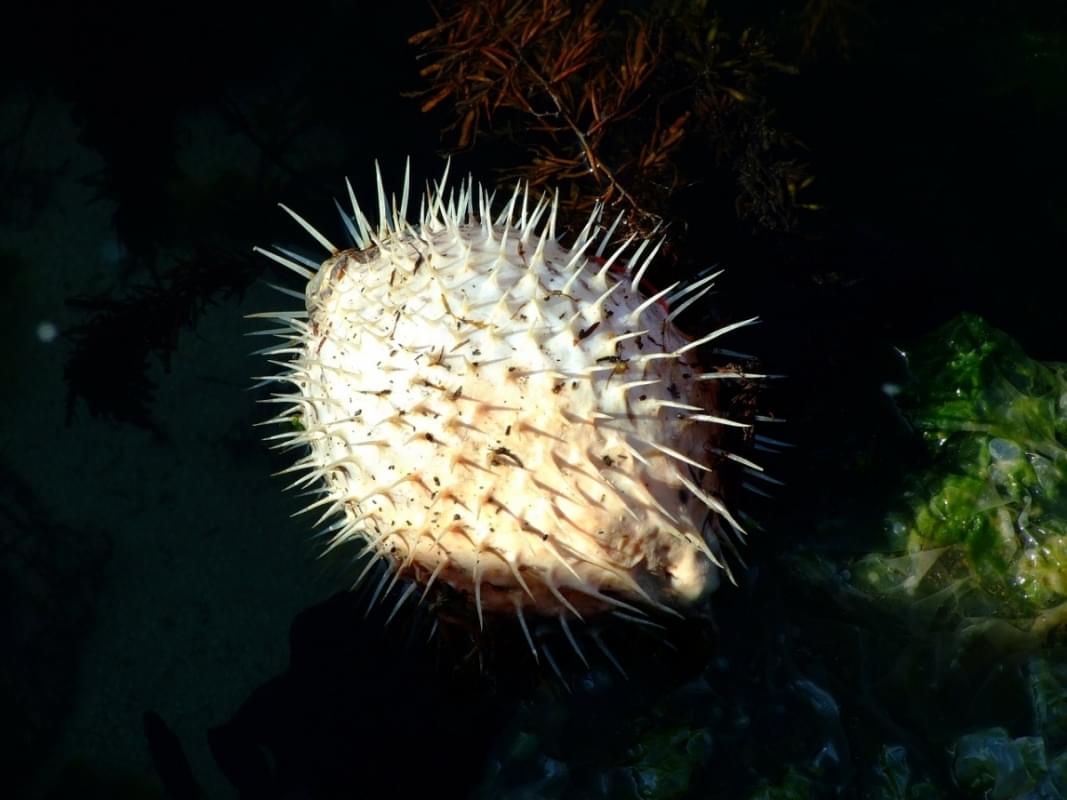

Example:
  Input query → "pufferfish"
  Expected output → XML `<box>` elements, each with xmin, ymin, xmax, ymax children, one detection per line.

<box><xmin>252</xmin><ymin>160</ymin><xmax>767</xmax><ymax>665</ymax></box>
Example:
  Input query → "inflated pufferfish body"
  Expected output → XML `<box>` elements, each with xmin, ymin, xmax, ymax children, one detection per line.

<box><xmin>254</xmin><ymin>161</ymin><xmax>756</xmax><ymax>639</ymax></box>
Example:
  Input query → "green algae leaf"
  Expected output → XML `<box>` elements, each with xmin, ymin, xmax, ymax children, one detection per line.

<box><xmin>872</xmin><ymin>745</ymin><xmax>912</xmax><ymax>800</ymax></box>
<box><xmin>902</xmin><ymin>313</ymin><xmax>1067</xmax><ymax>459</ymax></box>
<box><xmin>870</xmin><ymin>745</ymin><xmax>944</xmax><ymax>800</ymax></box>
<box><xmin>629</xmin><ymin>726</ymin><xmax>713</xmax><ymax>800</ymax></box>
<box><xmin>952</xmin><ymin>728</ymin><xmax>1054</xmax><ymax>799</ymax></box>
<box><xmin>859</xmin><ymin>314</ymin><xmax>1067</xmax><ymax>629</ymax></box>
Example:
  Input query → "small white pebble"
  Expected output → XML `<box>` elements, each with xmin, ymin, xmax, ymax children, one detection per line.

<box><xmin>36</xmin><ymin>320</ymin><xmax>58</xmax><ymax>343</ymax></box>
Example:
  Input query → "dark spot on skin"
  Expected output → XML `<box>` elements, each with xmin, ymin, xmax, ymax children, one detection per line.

<box><xmin>552</xmin><ymin>383</ymin><xmax>564</xmax><ymax>394</ymax></box>
<box><xmin>602</xmin><ymin>454</ymin><xmax>614</xmax><ymax>467</ymax></box>
<box><xmin>433</xmin><ymin>476</ymin><xmax>441</xmax><ymax>486</ymax></box>
<box><xmin>351</xmin><ymin>246</ymin><xmax>379</xmax><ymax>264</ymax></box>
<box><xmin>490</xmin><ymin>447</ymin><xmax>524</xmax><ymax>468</ymax></box>
<box><xmin>678</xmin><ymin>489</ymin><xmax>689</xmax><ymax>504</ymax></box>
<box><xmin>316</xmin><ymin>257</ymin><xmax>348</xmax><ymax>298</ymax></box>
<box><xmin>425</xmin><ymin>433</ymin><xmax>435</xmax><ymax>442</ymax></box>
<box><xmin>505</xmin><ymin>425</ymin><xmax>511</xmax><ymax>436</ymax></box>
<box><xmin>668</xmin><ymin>383</ymin><xmax>680</xmax><ymax>399</ymax></box>
<box><xmin>577</xmin><ymin>322</ymin><xmax>600</xmax><ymax>341</ymax></box>
<box><xmin>639</xmin><ymin>394</ymin><xmax>647</xmax><ymax>401</ymax></box>
<box><xmin>454</xmin><ymin>514</ymin><xmax>461</xmax><ymax>521</ymax></box>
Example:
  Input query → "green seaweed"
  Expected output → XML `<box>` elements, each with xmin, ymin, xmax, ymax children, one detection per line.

<box><xmin>951</xmin><ymin>726</ymin><xmax>1067</xmax><ymax>800</ymax></box>
<box><xmin>856</xmin><ymin>314</ymin><xmax>1067</xmax><ymax>631</ymax></box>
<box><xmin>628</xmin><ymin>724</ymin><xmax>713</xmax><ymax>800</ymax></box>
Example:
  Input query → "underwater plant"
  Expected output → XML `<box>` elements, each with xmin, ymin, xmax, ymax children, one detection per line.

<box><xmin>409</xmin><ymin>0</ymin><xmax>816</xmax><ymax>239</ymax></box>
<box><xmin>853</xmin><ymin>313</ymin><xmax>1067</xmax><ymax>634</ymax></box>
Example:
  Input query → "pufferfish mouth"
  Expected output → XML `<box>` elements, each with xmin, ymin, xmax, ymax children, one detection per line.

<box><xmin>251</xmin><ymin>158</ymin><xmax>764</xmax><ymax>658</ymax></box>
